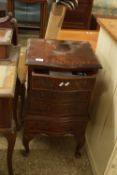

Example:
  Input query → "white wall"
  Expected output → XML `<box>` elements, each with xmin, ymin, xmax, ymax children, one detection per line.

<box><xmin>86</xmin><ymin>27</ymin><xmax>117</xmax><ymax>175</ymax></box>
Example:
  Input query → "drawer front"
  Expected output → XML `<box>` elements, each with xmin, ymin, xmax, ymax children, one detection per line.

<box><xmin>30</xmin><ymin>90</ymin><xmax>91</xmax><ymax>102</ymax></box>
<box><xmin>24</xmin><ymin>117</ymin><xmax>88</xmax><ymax>134</ymax></box>
<box><xmin>31</xmin><ymin>74</ymin><xmax>96</xmax><ymax>91</ymax></box>
<box><xmin>28</xmin><ymin>99</ymin><xmax>89</xmax><ymax>115</ymax></box>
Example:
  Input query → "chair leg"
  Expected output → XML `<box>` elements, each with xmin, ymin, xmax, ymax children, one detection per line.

<box><xmin>13</xmin><ymin>78</ymin><xmax>19</xmax><ymax>129</ymax></box>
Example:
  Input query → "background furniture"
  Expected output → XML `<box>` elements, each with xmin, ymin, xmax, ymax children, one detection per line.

<box><xmin>93</xmin><ymin>0</ymin><xmax>117</xmax><ymax>17</ymax></box>
<box><xmin>0</xmin><ymin>3</ymin><xmax>6</xmax><ymax>17</ymax></box>
<box><xmin>22</xmin><ymin>39</ymin><xmax>101</xmax><ymax>157</ymax></box>
<box><xmin>0</xmin><ymin>42</ymin><xmax>19</xmax><ymax>175</ymax></box>
<box><xmin>63</xmin><ymin>0</ymin><xmax>93</xmax><ymax>29</ymax></box>
<box><xmin>0</xmin><ymin>13</ymin><xmax>18</xmax><ymax>45</ymax></box>
<box><xmin>1</xmin><ymin>0</ymin><xmax>117</xmax><ymax>32</ymax></box>
<box><xmin>0</xmin><ymin>14</ymin><xmax>26</xmax><ymax>127</ymax></box>
<box><xmin>7</xmin><ymin>0</ymin><xmax>48</xmax><ymax>38</ymax></box>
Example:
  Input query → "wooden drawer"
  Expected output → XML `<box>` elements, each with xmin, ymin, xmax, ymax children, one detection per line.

<box><xmin>31</xmin><ymin>72</ymin><xmax>96</xmax><ymax>91</ymax></box>
<box><xmin>24</xmin><ymin>116</ymin><xmax>88</xmax><ymax>134</ymax></box>
<box><xmin>30</xmin><ymin>90</ymin><xmax>91</xmax><ymax>102</ymax></box>
<box><xmin>28</xmin><ymin>98</ymin><xmax>89</xmax><ymax>115</ymax></box>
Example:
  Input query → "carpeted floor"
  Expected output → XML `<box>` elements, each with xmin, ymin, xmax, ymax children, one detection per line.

<box><xmin>18</xmin><ymin>29</ymin><xmax>39</xmax><ymax>46</ymax></box>
<box><xmin>0</xmin><ymin>133</ymin><xmax>93</xmax><ymax>175</ymax></box>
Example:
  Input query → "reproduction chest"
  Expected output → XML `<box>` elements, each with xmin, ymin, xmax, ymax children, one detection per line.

<box><xmin>23</xmin><ymin>39</ymin><xmax>101</xmax><ymax>157</ymax></box>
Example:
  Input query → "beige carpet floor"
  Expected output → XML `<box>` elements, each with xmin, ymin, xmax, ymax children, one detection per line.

<box><xmin>0</xmin><ymin>133</ymin><xmax>93</xmax><ymax>175</ymax></box>
<box><xmin>18</xmin><ymin>29</ymin><xmax>39</xmax><ymax>46</ymax></box>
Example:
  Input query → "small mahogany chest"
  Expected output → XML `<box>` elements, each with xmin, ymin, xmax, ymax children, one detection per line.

<box><xmin>23</xmin><ymin>39</ymin><xmax>101</xmax><ymax>157</ymax></box>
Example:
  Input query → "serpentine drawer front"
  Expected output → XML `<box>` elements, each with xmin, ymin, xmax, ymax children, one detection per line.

<box><xmin>31</xmin><ymin>72</ymin><xmax>96</xmax><ymax>91</ymax></box>
<box><xmin>24</xmin><ymin>117</ymin><xmax>88</xmax><ymax>134</ymax></box>
<box><xmin>23</xmin><ymin>39</ymin><xmax>101</xmax><ymax>157</ymax></box>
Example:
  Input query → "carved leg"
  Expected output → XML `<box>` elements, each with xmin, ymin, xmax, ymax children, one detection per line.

<box><xmin>22</xmin><ymin>133</ymin><xmax>34</xmax><ymax>156</ymax></box>
<box><xmin>13</xmin><ymin>79</ymin><xmax>25</xmax><ymax>130</ymax></box>
<box><xmin>4</xmin><ymin>131</ymin><xmax>16</xmax><ymax>175</ymax></box>
<box><xmin>13</xmin><ymin>88</ymin><xmax>19</xmax><ymax>129</ymax></box>
<box><xmin>75</xmin><ymin>134</ymin><xmax>85</xmax><ymax>158</ymax></box>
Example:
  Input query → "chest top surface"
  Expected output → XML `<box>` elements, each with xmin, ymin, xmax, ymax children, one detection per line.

<box><xmin>0</xmin><ymin>65</ymin><xmax>17</xmax><ymax>97</ymax></box>
<box><xmin>0</xmin><ymin>46</ymin><xmax>19</xmax><ymax>97</ymax></box>
<box><xmin>0</xmin><ymin>28</ymin><xmax>12</xmax><ymax>45</ymax></box>
<box><xmin>26</xmin><ymin>39</ymin><xmax>101</xmax><ymax>71</ymax></box>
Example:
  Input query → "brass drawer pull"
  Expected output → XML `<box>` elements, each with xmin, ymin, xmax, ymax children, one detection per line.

<box><xmin>65</xmin><ymin>82</ymin><xmax>70</xmax><ymax>86</ymax></box>
<box><xmin>59</xmin><ymin>82</ymin><xmax>64</xmax><ymax>87</ymax></box>
<box><xmin>59</xmin><ymin>82</ymin><xmax>70</xmax><ymax>87</ymax></box>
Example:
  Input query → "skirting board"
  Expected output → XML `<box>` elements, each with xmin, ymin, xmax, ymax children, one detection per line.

<box><xmin>85</xmin><ymin>134</ymin><xmax>100</xmax><ymax>175</ymax></box>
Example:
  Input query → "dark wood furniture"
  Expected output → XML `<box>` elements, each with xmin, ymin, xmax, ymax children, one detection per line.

<box><xmin>0</xmin><ymin>47</ymin><xmax>20</xmax><ymax>175</ymax></box>
<box><xmin>63</xmin><ymin>0</ymin><xmax>94</xmax><ymax>29</ymax></box>
<box><xmin>23</xmin><ymin>39</ymin><xmax>101</xmax><ymax>157</ymax></box>
<box><xmin>0</xmin><ymin>92</ymin><xmax>16</xmax><ymax>175</ymax></box>
<box><xmin>7</xmin><ymin>0</ymin><xmax>48</xmax><ymax>38</ymax></box>
<box><xmin>7</xmin><ymin>0</ymin><xmax>94</xmax><ymax>32</ymax></box>
<box><xmin>0</xmin><ymin>13</ymin><xmax>18</xmax><ymax>45</ymax></box>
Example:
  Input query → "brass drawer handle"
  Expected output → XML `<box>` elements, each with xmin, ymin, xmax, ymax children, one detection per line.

<box><xmin>65</xmin><ymin>82</ymin><xmax>70</xmax><ymax>86</ymax></box>
<box><xmin>59</xmin><ymin>82</ymin><xmax>64</xmax><ymax>87</ymax></box>
<box><xmin>59</xmin><ymin>82</ymin><xmax>70</xmax><ymax>87</ymax></box>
